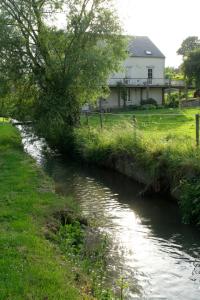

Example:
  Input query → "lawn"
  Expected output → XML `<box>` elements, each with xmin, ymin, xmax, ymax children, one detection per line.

<box><xmin>81</xmin><ymin>107</ymin><xmax>200</xmax><ymax>144</ymax></box>
<box><xmin>0</xmin><ymin>122</ymin><xmax>90</xmax><ymax>300</ymax></box>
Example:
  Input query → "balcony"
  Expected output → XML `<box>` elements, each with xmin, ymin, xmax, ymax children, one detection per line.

<box><xmin>108</xmin><ymin>78</ymin><xmax>186</xmax><ymax>88</ymax></box>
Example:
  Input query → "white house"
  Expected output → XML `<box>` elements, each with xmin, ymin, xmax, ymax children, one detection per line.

<box><xmin>100</xmin><ymin>36</ymin><xmax>185</xmax><ymax>109</ymax></box>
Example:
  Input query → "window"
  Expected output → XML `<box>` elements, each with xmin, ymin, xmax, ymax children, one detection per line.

<box><xmin>148</xmin><ymin>68</ymin><xmax>153</xmax><ymax>84</ymax></box>
<box><xmin>145</xmin><ymin>50</ymin><xmax>152</xmax><ymax>55</ymax></box>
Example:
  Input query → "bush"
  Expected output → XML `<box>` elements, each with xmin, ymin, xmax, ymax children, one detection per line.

<box><xmin>179</xmin><ymin>179</ymin><xmax>200</xmax><ymax>225</ymax></box>
<box><xmin>165</xmin><ymin>93</ymin><xmax>179</xmax><ymax>108</ymax></box>
<box><xmin>141</xmin><ymin>98</ymin><xmax>158</xmax><ymax>106</ymax></box>
<box><xmin>138</xmin><ymin>104</ymin><xmax>157</xmax><ymax>110</ymax></box>
<box><xmin>126</xmin><ymin>104</ymin><xmax>139</xmax><ymax>110</ymax></box>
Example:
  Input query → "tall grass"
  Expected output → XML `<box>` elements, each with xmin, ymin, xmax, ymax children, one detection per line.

<box><xmin>74</xmin><ymin>121</ymin><xmax>200</xmax><ymax>225</ymax></box>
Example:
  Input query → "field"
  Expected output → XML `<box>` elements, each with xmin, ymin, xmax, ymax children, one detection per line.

<box><xmin>81</xmin><ymin>108</ymin><xmax>200</xmax><ymax>145</ymax></box>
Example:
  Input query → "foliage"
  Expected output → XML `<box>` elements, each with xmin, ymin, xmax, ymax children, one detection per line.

<box><xmin>177</xmin><ymin>36</ymin><xmax>200</xmax><ymax>58</ymax></box>
<box><xmin>56</xmin><ymin>220</ymin><xmax>114</xmax><ymax>298</ymax></box>
<box><xmin>0</xmin><ymin>122</ymin><xmax>91</xmax><ymax>299</ymax></box>
<box><xmin>165</xmin><ymin>66</ymin><xmax>184</xmax><ymax>80</ymax></box>
<box><xmin>77</xmin><ymin>107</ymin><xmax>200</xmax><ymax>226</ymax></box>
<box><xmin>139</xmin><ymin>104</ymin><xmax>157</xmax><ymax>110</ymax></box>
<box><xmin>57</xmin><ymin>221</ymin><xmax>85</xmax><ymax>256</ymax></box>
<box><xmin>183</xmin><ymin>49</ymin><xmax>200</xmax><ymax>89</ymax></box>
<box><xmin>179</xmin><ymin>179</ymin><xmax>200</xmax><ymax>225</ymax></box>
<box><xmin>116</xmin><ymin>276</ymin><xmax>129</xmax><ymax>300</ymax></box>
<box><xmin>0</xmin><ymin>0</ymin><xmax>126</xmax><ymax>144</ymax></box>
<box><xmin>140</xmin><ymin>98</ymin><xmax>157</xmax><ymax>106</ymax></box>
<box><xmin>165</xmin><ymin>93</ymin><xmax>179</xmax><ymax>108</ymax></box>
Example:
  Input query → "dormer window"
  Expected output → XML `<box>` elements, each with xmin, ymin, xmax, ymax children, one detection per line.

<box><xmin>145</xmin><ymin>50</ymin><xmax>152</xmax><ymax>55</ymax></box>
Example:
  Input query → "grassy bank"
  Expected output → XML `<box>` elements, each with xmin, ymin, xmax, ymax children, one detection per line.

<box><xmin>0</xmin><ymin>122</ymin><xmax>95</xmax><ymax>299</ymax></box>
<box><xmin>75</xmin><ymin>108</ymin><xmax>200</xmax><ymax>226</ymax></box>
<box><xmin>81</xmin><ymin>108</ymin><xmax>200</xmax><ymax>142</ymax></box>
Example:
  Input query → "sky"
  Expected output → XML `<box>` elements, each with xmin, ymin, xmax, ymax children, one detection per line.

<box><xmin>115</xmin><ymin>0</ymin><xmax>200</xmax><ymax>67</ymax></box>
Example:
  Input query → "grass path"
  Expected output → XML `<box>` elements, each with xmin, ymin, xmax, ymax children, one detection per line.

<box><xmin>0</xmin><ymin>123</ymin><xmax>89</xmax><ymax>300</ymax></box>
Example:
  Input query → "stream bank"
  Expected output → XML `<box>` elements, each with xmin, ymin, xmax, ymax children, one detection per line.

<box><xmin>19</xmin><ymin>124</ymin><xmax>200</xmax><ymax>300</ymax></box>
<box><xmin>0</xmin><ymin>122</ymin><xmax>111</xmax><ymax>300</ymax></box>
<box><xmin>72</xmin><ymin>126</ymin><xmax>200</xmax><ymax>226</ymax></box>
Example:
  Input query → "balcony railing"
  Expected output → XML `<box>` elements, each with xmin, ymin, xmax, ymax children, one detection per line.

<box><xmin>108</xmin><ymin>78</ymin><xmax>185</xmax><ymax>87</ymax></box>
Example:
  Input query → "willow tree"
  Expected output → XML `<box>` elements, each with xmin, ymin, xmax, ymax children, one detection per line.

<box><xmin>0</xmin><ymin>0</ymin><xmax>126</xmax><ymax>146</ymax></box>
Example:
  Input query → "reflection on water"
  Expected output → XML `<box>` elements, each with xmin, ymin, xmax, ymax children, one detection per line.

<box><xmin>19</xmin><ymin>126</ymin><xmax>200</xmax><ymax>299</ymax></box>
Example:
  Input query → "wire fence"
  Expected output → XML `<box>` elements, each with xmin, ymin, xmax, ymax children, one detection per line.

<box><xmin>80</xmin><ymin>111</ymin><xmax>200</xmax><ymax>147</ymax></box>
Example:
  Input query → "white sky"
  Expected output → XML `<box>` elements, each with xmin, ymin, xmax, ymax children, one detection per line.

<box><xmin>115</xmin><ymin>0</ymin><xmax>200</xmax><ymax>67</ymax></box>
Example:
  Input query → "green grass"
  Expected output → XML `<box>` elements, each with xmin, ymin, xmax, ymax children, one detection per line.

<box><xmin>0</xmin><ymin>123</ymin><xmax>92</xmax><ymax>300</ymax></box>
<box><xmin>81</xmin><ymin>107</ymin><xmax>200</xmax><ymax>143</ymax></box>
<box><xmin>76</xmin><ymin>107</ymin><xmax>200</xmax><ymax>225</ymax></box>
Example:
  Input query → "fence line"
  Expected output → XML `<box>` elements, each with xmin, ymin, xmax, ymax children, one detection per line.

<box><xmin>85</xmin><ymin>111</ymin><xmax>197</xmax><ymax>117</ymax></box>
<box><xmin>81</xmin><ymin>112</ymin><xmax>200</xmax><ymax>147</ymax></box>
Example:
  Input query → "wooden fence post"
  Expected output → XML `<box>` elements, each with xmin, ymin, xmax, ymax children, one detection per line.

<box><xmin>132</xmin><ymin>115</ymin><xmax>136</xmax><ymax>126</ymax></box>
<box><xmin>196</xmin><ymin>114</ymin><xmax>199</xmax><ymax>147</ymax></box>
<box><xmin>85</xmin><ymin>112</ymin><xmax>89</xmax><ymax>126</ymax></box>
<box><xmin>99</xmin><ymin>111</ymin><xmax>103</xmax><ymax>129</ymax></box>
<box><xmin>132</xmin><ymin>115</ymin><xmax>137</xmax><ymax>139</ymax></box>
<box><xmin>185</xmin><ymin>82</ymin><xmax>188</xmax><ymax>101</ymax></box>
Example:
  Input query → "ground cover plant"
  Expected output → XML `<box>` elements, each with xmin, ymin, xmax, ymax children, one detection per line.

<box><xmin>77</xmin><ymin>107</ymin><xmax>200</xmax><ymax>225</ymax></box>
<box><xmin>0</xmin><ymin>122</ymin><xmax>96</xmax><ymax>299</ymax></box>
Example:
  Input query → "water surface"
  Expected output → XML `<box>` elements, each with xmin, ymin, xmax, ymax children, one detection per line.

<box><xmin>19</xmin><ymin>126</ymin><xmax>200</xmax><ymax>299</ymax></box>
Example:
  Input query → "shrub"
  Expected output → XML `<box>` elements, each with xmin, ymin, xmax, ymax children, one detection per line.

<box><xmin>165</xmin><ymin>93</ymin><xmax>179</xmax><ymax>108</ymax></box>
<box><xmin>141</xmin><ymin>98</ymin><xmax>158</xmax><ymax>106</ymax></box>
<box><xmin>179</xmin><ymin>179</ymin><xmax>200</xmax><ymax>225</ymax></box>
<box><xmin>138</xmin><ymin>104</ymin><xmax>157</xmax><ymax>110</ymax></box>
<box><xmin>125</xmin><ymin>104</ymin><xmax>139</xmax><ymax>110</ymax></box>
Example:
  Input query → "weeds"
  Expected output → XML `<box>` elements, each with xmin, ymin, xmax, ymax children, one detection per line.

<box><xmin>55</xmin><ymin>220</ymin><xmax>114</xmax><ymax>299</ymax></box>
<box><xmin>74</xmin><ymin>114</ymin><xmax>200</xmax><ymax>226</ymax></box>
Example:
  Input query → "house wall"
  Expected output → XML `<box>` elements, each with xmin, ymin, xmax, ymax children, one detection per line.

<box><xmin>101</xmin><ymin>87</ymin><xmax>163</xmax><ymax>109</ymax></box>
<box><xmin>101</xmin><ymin>52</ymin><xmax>165</xmax><ymax>109</ymax></box>
<box><xmin>111</xmin><ymin>57</ymin><xmax>165</xmax><ymax>80</ymax></box>
<box><xmin>101</xmin><ymin>89</ymin><xmax>119</xmax><ymax>108</ymax></box>
<box><xmin>141</xmin><ymin>88</ymin><xmax>163</xmax><ymax>105</ymax></box>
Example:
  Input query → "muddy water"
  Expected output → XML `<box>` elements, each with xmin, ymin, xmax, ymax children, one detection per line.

<box><xmin>19</xmin><ymin>126</ymin><xmax>200</xmax><ymax>299</ymax></box>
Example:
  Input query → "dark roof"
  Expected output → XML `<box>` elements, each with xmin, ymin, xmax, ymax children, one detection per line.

<box><xmin>127</xmin><ymin>36</ymin><xmax>165</xmax><ymax>58</ymax></box>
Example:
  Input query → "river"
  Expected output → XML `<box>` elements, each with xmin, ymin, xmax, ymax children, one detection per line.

<box><xmin>19</xmin><ymin>125</ymin><xmax>200</xmax><ymax>299</ymax></box>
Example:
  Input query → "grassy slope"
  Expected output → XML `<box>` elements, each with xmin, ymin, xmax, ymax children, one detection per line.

<box><xmin>0</xmin><ymin>123</ymin><xmax>87</xmax><ymax>300</ymax></box>
<box><xmin>77</xmin><ymin>108</ymin><xmax>200</xmax><ymax>225</ymax></box>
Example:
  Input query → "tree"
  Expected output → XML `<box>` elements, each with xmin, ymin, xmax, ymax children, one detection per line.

<box><xmin>165</xmin><ymin>66</ymin><xmax>183</xmax><ymax>80</ymax></box>
<box><xmin>177</xmin><ymin>36</ymin><xmax>200</xmax><ymax>58</ymax></box>
<box><xmin>0</xmin><ymin>0</ymin><xmax>126</xmax><ymax>146</ymax></box>
<box><xmin>183</xmin><ymin>49</ymin><xmax>200</xmax><ymax>89</ymax></box>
